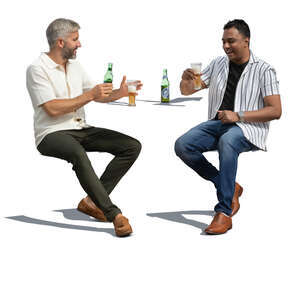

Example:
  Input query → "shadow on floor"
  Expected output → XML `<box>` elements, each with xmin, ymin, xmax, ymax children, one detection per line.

<box><xmin>107</xmin><ymin>97</ymin><xmax>202</xmax><ymax>107</ymax></box>
<box><xmin>54</xmin><ymin>208</ymin><xmax>99</xmax><ymax>222</ymax></box>
<box><xmin>140</xmin><ymin>97</ymin><xmax>203</xmax><ymax>106</ymax></box>
<box><xmin>6</xmin><ymin>209</ymin><xmax>115</xmax><ymax>237</ymax></box>
<box><xmin>147</xmin><ymin>210</ymin><xmax>214</xmax><ymax>235</ymax></box>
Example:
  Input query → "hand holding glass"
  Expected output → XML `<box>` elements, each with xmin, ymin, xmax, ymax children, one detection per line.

<box><xmin>191</xmin><ymin>63</ymin><xmax>202</xmax><ymax>90</ymax></box>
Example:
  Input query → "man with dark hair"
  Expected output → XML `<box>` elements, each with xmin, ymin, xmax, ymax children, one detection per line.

<box><xmin>26</xmin><ymin>18</ymin><xmax>143</xmax><ymax>237</ymax></box>
<box><xmin>223</xmin><ymin>19</ymin><xmax>250</xmax><ymax>39</ymax></box>
<box><xmin>175</xmin><ymin>19</ymin><xmax>282</xmax><ymax>234</ymax></box>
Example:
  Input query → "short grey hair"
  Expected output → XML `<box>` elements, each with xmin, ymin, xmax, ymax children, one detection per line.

<box><xmin>46</xmin><ymin>18</ymin><xmax>80</xmax><ymax>49</ymax></box>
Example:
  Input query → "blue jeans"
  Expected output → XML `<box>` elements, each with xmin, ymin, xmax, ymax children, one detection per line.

<box><xmin>174</xmin><ymin>120</ymin><xmax>257</xmax><ymax>216</ymax></box>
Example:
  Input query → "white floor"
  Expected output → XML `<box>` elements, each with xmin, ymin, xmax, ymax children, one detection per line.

<box><xmin>1</xmin><ymin>1</ymin><xmax>299</xmax><ymax>298</ymax></box>
<box><xmin>1</xmin><ymin>99</ymin><xmax>298</xmax><ymax>299</ymax></box>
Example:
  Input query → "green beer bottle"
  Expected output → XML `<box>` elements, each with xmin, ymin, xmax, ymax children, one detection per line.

<box><xmin>161</xmin><ymin>69</ymin><xmax>170</xmax><ymax>103</ymax></box>
<box><xmin>104</xmin><ymin>63</ymin><xmax>113</xmax><ymax>83</ymax></box>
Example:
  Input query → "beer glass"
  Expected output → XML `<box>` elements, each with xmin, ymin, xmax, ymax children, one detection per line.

<box><xmin>127</xmin><ymin>80</ymin><xmax>138</xmax><ymax>106</ymax></box>
<box><xmin>191</xmin><ymin>63</ymin><xmax>202</xmax><ymax>90</ymax></box>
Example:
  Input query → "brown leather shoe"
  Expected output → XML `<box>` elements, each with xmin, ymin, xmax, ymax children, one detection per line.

<box><xmin>113</xmin><ymin>214</ymin><xmax>133</xmax><ymax>237</ymax></box>
<box><xmin>77</xmin><ymin>196</ymin><xmax>108</xmax><ymax>222</ymax></box>
<box><xmin>205</xmin><ymin>212</ymin><xmax>232</xmax><ymax>235</ymax></box>
<box><xmin>230</xmin><ymin>182</ymin><xmax>243</xmax><ymax>217</ymax></box>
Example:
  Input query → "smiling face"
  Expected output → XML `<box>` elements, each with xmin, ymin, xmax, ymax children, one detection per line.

<box><xmin>222</xmin><ymin>27</ymin><xmax>250</xmax><ymax>64</ymax></box>
<box><xmin>61</xmin><ymin>31</ymin><xmax>81</xmax><ymax>60</ymax></box>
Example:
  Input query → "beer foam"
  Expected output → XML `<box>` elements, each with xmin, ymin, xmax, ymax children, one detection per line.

<box><xmin>128</xmin><ymin>86</ymin><xmax>136</xmax><ymax>93</ymax></box>
<box><xmin>192</xmin><ymin>66</ymin><xmax>201</xmax><ymax>73</ymax></box>
<box><xmin>191</xmin><ymin>63</ymin><xmax>202</xmax><ymax>74</ymax></box>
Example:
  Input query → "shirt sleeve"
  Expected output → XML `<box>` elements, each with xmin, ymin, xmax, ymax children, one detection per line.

<box><xmin>201</xmin><ymin>58</ymin><xmax>216</xmax><ymax>87</ymax></box>
<box><xmin>26</xmin><ymin>65</ymin><xmax>56</xmax><ymax>107</ymax></box>
<box><xmin>260</xmin><ymin>67</ymin><xmax>280</xmax><ymax>98</ymax></box>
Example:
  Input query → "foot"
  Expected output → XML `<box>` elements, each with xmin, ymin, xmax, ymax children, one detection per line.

<box><xmin>205</xmin><ymin>212</ymin><xmax>232</xmax><ymax>235</ymax></box>
<box><xmin>113</xmin><ymin>214</ymin><xmax>133</xmax><ymax>237</ymax></box>
<box><xmin>230</xmin><ymin>182</ymin><xmax>243</xmax><ymax>217</ymax></box>
<box><xmin>77</xmin><ymin>196</ymin><xmax>108</xmax><ymax>222</ymax></box>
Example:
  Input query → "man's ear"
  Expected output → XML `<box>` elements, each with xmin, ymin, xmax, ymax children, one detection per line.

<box><xmin>57</xmin><ymin>38</ymin><xmax>65</xmax><ymax>49</ymax></box>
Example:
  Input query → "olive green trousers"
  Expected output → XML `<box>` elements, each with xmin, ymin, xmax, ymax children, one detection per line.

<box><xmin>37</xmin><ymin>127</ymin><xmax>141</xmax><ymax>221</ymax></box>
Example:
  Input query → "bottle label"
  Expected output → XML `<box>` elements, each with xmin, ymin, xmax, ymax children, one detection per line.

<box><xmin>161</xmin><ymin>87</ymin><xmax>169</xmax><ymax>101</ymax></box>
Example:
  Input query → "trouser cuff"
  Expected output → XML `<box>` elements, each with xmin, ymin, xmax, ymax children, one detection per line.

<box><xmin>106</xmin><ymin>208</ymin><xmax>122</xmax><ymax>222</ymax></box>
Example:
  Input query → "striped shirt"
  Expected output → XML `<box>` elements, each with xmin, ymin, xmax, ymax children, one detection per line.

<box><xmin>201</xmin><ymin>51</ymin><xmax>280</xmax><ymax>151</ymax></box>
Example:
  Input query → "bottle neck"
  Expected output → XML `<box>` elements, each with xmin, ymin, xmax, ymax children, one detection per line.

<box><xmin>108</xmin><ymin>63</ymin><xmax>113</xmax><ymax>71</ymax></box>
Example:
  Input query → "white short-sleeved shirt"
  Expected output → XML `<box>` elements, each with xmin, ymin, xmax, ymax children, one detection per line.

<box><xmin>26</xmin><ymin>53</ymin><xmax>95</xmax><ymax>147</ymax></box>
<box><xmin>201</xmin><ymin>51</ymin><xmax>280</xmax><ymax>151</ymax></box>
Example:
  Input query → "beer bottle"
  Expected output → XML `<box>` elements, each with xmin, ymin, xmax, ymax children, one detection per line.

<box><xmin>161</xmin><ymin>69</ymin><xmax>170</xmax><ymax>103</ymax></box>
<box><xmin>104</xmin><ymin>63</ymin><xmax>113</xmax><ymax>83</ymax></box>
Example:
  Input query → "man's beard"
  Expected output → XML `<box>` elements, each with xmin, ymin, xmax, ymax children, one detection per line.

<box><xmin>62</xmin><ymin>45</ymin><xmax>77</xmax><ymax>60</ymax></box>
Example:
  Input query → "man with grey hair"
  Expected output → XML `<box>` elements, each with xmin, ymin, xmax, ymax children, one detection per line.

<box><xmin>26</xmin><ymin>18</ymin><xmax>143</xmax><ymax>237</ymax></box>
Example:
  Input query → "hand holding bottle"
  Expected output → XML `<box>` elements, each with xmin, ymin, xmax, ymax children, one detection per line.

<box><xmin>90</xmin><ymin>83</ymin><xmax>113</xmax><ymax>101</ymax></box>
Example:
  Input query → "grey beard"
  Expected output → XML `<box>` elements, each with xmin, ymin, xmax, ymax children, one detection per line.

<box><xmin>62</xmin><ymin>47</ymin><xmax>76</xmax><ymax>60</ymax></box>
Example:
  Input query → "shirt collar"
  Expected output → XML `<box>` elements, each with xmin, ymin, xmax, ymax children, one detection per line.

<box><xmin>249</xmin><ymin>51</ymin><xmax>259</xmax><ymax>64</ymax></box>
<box><xmin>40</xmin><ymin>52</ymin><xmax>74</xmax><ymax>69</ymax></box>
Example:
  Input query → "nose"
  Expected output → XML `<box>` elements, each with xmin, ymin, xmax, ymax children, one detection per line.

<box><xmin>223</xmin><ymin>42</ymin><xmax>230</xmax><ymax>49</ymax></box>
<box><xmin>77</xmin><ymin>40</ymin><xmax>82</xmax><ymax>48</ymax></box>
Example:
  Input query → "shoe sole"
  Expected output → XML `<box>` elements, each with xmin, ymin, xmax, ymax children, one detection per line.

<box><xmin>205</xmin><ymin>227</ymin><xmax>232</xmax><ymax>235</ymax></box>
<box><xmin>115</xmin><ymin>229</ymin><xmax>133</xmax><ymax>237</ymax></box>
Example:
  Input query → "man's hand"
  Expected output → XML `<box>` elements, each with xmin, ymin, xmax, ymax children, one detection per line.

<box><xmin>217</xmin><ymin>110</ymin><xmax>239</xmax><ymax>123</ymax></box>
<box><xmin>182</xmin><ymin>68</ymin><xmax>199</xmax><ymax>81</ymax></box>
<box><xmin>93</xmin><ymin>76</ymin><xmax>143</xmax><ymax>103</ymax></box>
<box><xmin>117</xmin><ymin>76</ymin><xmax>143</xmax><ymax>98</ymax></box>
<box><xmin>90</xmin><ymin>83</ymin><xmax>113</xmax><ymax>101</ymax></box>
<box><xmin>180</xmin><ymin>69</ymin><xmax>206</xmax><ymax>95</ymax></box>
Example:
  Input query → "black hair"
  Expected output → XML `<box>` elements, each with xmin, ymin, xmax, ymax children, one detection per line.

<box><xmin>223</xmin><ymin>19</ymin><xmax>250</xmax><ymax>38</ymax></box>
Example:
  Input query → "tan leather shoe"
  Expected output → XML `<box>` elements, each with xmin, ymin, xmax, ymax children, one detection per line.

<box><xmin>77</xmin><ymin>196</ymin><xmax>108</xmax><ymax>222</ymax></box>
<box><xmin>205</xmin><ymin>212</ymin><xmax>232</xmax><ymax>235</ymax></box>
<box><xmin>230</xmin><ymin>182</ymin><xmax>243</xmax><ymax>217</ymax></box>
<box><xmin>113</xmin><ymin>214</ymin><xmax>133</xmax><ymax>237</ymax></box>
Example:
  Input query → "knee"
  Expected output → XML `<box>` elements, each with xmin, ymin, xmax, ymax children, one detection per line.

<box><xmin>133</xmin><ymin>139</ymin><xmax>142</xmax><ymax>155</ymax></box>
<box><xmin>174</xmin><ymin>136</ymin><xmax>186</xmax><ymax>158</ymax></box>
<box><xmin>127</xmin><ymin>138</ymin><xmax>142</xmax><ymax>158</ymax></box>
<box><xmin>218</xmin><ymin>135</ymin><xmax>238</xmax><ymax>154</ymax></box>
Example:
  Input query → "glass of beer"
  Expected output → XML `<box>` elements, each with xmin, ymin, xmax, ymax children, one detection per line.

<box><xmin>127</xmin><ymin>80</ymin><xmax>138</xmax><ymax>106</ymax></box>
<box><xmin>191</xmin><ymin>63</ymin><xmax>202</xmax><ymax>90</ymax></box>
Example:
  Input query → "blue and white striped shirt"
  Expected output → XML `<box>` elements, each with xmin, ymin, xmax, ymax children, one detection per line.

<box><xmin>201</xmin><ymin>51</ymin><xmax>280</xmax><ymax>150</ymax></box>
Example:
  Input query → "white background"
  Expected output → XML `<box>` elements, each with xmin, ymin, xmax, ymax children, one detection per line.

<box><xmin>1</xmin><ymin>0</ymin><xmax>299</xmax><ymax>299</ymax></box>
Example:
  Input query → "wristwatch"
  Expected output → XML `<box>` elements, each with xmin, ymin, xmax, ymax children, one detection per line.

<box><xmin>237</xmin><ymin>111</ymin><xmax>245</xmax><ymax>122</ymax></box>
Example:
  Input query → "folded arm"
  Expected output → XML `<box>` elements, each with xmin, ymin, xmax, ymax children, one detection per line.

<box><xmin>218</xmin><ymin>95</ymin><xmax>282</xmax><ymax>123</ymax></box>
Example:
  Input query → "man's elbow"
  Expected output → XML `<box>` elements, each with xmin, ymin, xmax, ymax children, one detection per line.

<box><xmin>180</xmin><ymin>82</ymin><xmax>189</xmax><ymax>96</ymax></box>
<box><xmin>180</xmin><ymin>89</ymin><xmax>189</xmax><ymax>96</ymax></box>
<box><xmin>275</xmin><ymin>112</ymin><xmax>282</xmax><ymax>120</ymax></box>
<box><xmin>274</xmin><ymin>107</ymin><xmax>282</xmax><ymax>120</ymax></box>
<box><xmin>180</xmin><ymin>85</ymin><xmax>191</xmax><ymax>96</ymax></box>
<box><xmin>42</xmin><ymin>103</ymin><xmax>59</xmax><ymax>117</ymax></box>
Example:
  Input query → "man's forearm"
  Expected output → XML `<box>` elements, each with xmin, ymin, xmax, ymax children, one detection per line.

<box><xmin>242</xmin><ymin>106</ymin><xmax>281</xmax><ymax>123</ymax></box>
<box><xmin>42</xmin><ymin>90</ymin><xmax>94</xmax><ymax>117</ymax></box>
